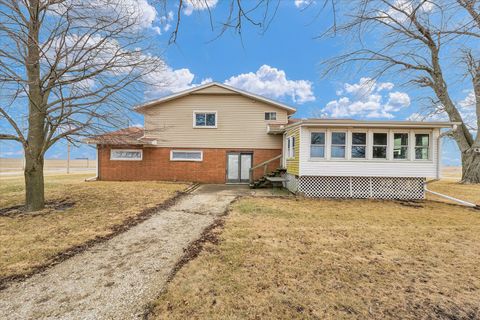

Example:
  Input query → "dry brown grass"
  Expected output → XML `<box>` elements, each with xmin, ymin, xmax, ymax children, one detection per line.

<box><xmin>0</xmin><ymin>174</ymin><xmax>187</xmax><ymax>280</ymax></box>
<box><xmin>151</xmin><ymin>197</ymin><xmax>480</xmax><ymax>320</ymax></box>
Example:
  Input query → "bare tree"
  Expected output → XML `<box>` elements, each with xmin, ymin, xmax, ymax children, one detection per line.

<box><xmin>0</xmin><ymin>0</ymin><xmax>163</xmax><ymax>211</ymax></box>
<box><xmin>321</xmin><ymin>0</ymin><xmax>480</xmax><ymax>183</ymax></box>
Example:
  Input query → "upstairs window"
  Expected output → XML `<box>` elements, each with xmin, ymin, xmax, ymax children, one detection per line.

<box><xmin>331</xmin><ymin>132</ymin><xmax>346</xmax><ymax>158</ymax></box>
<box><xmin>110</xmin><ymin>149</ymin><xmax>142</xmax><ymax>161</ymax></box>
<box><xmin>351</xmin><ymin>132</ymin><xmax>366</xmax><ymax>159</ymax></box>
<box><xmin>415</xmin><ymin>134</ymin><xmax>430</xmax><ymax>160</ymax></box>
<box><xmin>287</xmin><ymin>136</ymin><xmax>295</xmax><ymax>158</ymax></box>
<box><xmin>265</xmin><ymin>112</ymin><xmax>277</xmax><ymax>121</ymax></box>
<box><xmin>393</xmin><ymin>133</ymin><xmax>409</xmax><ymax>159</ymax></box>
<box><xmin>310</xmin><ymin>132</ymin><xmax>325</xmax><ymax>158</ymax></box>
<box><xmin>194</xmin><ymin>111</ymin><xmax>217</xmax><ymax>128</ymax></box>
<box><xmin>372</xmin><ymin>133</ymin><xmax>388</xmax><ymax>159</ymax></box>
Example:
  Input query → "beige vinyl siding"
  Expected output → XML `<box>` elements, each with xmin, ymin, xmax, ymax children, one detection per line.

<box><xmin>299</xmin><ymin>126</ymin><xmax>440</xmax><ymax>178</ymax></box>
<box><xmin>286</xmin><ymin>127</ymin><xmax>300</xmax><ymax>175</ymax></box>
<box><xmin>143</xmin><ymin>94</ymin><xmax>288</xmax><ymax>149</ymax></box>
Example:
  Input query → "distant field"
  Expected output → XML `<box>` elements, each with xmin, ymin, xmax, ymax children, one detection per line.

<box><xmin>0</xmin><ymin>158</ymin><xmax>95</xmax><ymax>174</ymax></box>
<box><xmin>441</xmin><ymin>166</ymin><xmax>462</xmax><ymax>180</ymax></box>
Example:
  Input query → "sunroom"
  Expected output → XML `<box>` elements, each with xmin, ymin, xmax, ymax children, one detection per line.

<box><xmin>282</xmin><ymin>119</ymin><xmax>457</xmax><ymax>199</ymax></box>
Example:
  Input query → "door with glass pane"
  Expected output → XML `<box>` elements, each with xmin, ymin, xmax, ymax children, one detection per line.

<box><xmin>227</xmin><ymin>152</ymin><xmax>252</xmax><ymax>183</ymax></box>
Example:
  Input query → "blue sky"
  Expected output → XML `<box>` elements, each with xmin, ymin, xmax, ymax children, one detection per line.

<box><xmin>0</xmin><ymin>0</ymin><xmax>466</xmax><ymax>165</ymax></box>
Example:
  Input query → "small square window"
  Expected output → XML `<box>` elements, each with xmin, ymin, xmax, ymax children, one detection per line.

<box><xmin>194</xmin><ymin>112</ymin><xmax>216</xmax><ymax>128</ymax></box>
<box><xmin>265</xmin><ymin>112</ymin><xmax>277</xmax><ymax>120</ymax></box>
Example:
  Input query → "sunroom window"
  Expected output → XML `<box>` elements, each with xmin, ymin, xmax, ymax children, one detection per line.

<box><xmin>310</xmin><ymin>132</ymin><xmax>325</xmax><ymax>158</ymax></box>
<box><xmin>194</xmin><ymin>112</ymin><xmax>216</xmax><ymax>128</ymax></box>
<box><xmin>393</xmin><ymin>133</ymin><xmax>409</xmax><ymax>159</ymax></box>
<box><xmin>415</xmin><ymin>134</ymin><xmax>430</xmax><ymax>160</ymax></box>
<box><xmin>331</xmin><ymin>132</ymin><xmax>346</xmax><ymax>158</ymax></box>
<box><xmin>351</xmin><ymin>132</ymin><xmax>366</xmax><ymax>159</ymax></box>
<box><xmin>372</xmin><ymin>133</ymin><xmax>388</xmax><ymax>159</ymax></box>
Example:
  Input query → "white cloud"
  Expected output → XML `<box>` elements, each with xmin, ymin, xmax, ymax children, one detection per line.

<box><xmin>294</xmin><ymin>0</ymin><xmax>315</xmax><ymax>8</ymax></box>
<box><xmin>143</xmin><ymin>66</ymin><xmax>213</xmax><ymax>99</ymax></box>
<box><xmin>158</xmin><ymin>10</ymin><xmax>174</xmax><ymax>34</ymax></box>
<box><xmin>224</xmin><ymin>65</ymin><xmax>315</xmax><ymax>104</ymax></box>
<box><xmin>381</xmin><ymin>0</ymin><xmax>434</xmax><ymax>24</ymax></box>
<box><xmin>51</xmin><ymin>0</ymin><xmax>159</xmax><ymax>32</ymax></box>
<box><xmin>143</xmin><ymin>67</ymin><xmax>195</xmax><ymax>98</ymax></box>
<box><xmin>183</xmin><ymin>0</ymin><xmax>218</xmax><ymax>16</ymax></box>
<box><xmin>321</xmin><ymin>78</ymin><xmax>410</xmax><ymax>119</ymax></box>
<box><xmin>409</xmin><ymin>90</ymin><xmax>477</xmax><ymax>130</ymax></box>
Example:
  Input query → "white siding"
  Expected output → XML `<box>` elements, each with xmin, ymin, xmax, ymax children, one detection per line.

<box><xmin>299</xmin><ymin>126</ymin><xmax>440</xmax><ymax>178</ymax></box>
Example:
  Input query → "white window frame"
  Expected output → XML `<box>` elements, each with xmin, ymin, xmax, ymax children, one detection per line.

<box><xmin>110</xmin><ymin>149</ymin><xmax>143</xmax><ymax>161</ymax></box>
<box><xmin>310</xmin><ymin>131</ymin><xmax>326</xmax><ymax>159</ymax></box>
<box><xmin>371</xmin><ymin>131</ymin><xmax>389</xmax><ymax>160</ymax></box>
<box><xmin>264</xmin><ymin>112</ymin><xmax>277</xmax><ymax>121</ymax></box>
<box><xmin>392</xmin><ymin>131</ymin><xmax>409</xmax><ymax>161</ymax></box>
<box><xmin>414</xmin><ymin>131</ymin><xmax>431</xmax><ymax>161</ymax></box>
<box><xmin>287</xmin><ymin>135</ymin><xmax>295</xmax><ymax>159</ymax></box>
<box><xmin>330</xmin><ymin>130</ymin><xmax>347</xmax><ymax>159</ymax></box>
<box><xmin>170</xmin><ymin>150</ymin><xmax>203</xmax><ymax>162</ymax></box>
<box><xmin>193</xmin><ymin>111</ymin><xmax>217</xmax><ymax>128</ymax></box>
<box><xmin>350</xmin><ymin>131</ymin><xmax>367</xmax><ymax>160</ymax></box>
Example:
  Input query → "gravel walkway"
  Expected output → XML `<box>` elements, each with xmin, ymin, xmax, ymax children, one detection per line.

<box><xmin>0</xmin><ymin>185</ymin><xmax>242</xmax><ymax>320</ymax></box>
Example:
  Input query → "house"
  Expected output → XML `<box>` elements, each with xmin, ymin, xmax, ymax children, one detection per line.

<box><xmin>87</xmin><ymin>82</ymin><xmax>457</xmax><ymax>200</ymax></box>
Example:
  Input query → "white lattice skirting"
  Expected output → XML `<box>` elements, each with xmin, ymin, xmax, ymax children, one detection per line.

<box><xmin>297</xmin><ymin>176</ymin><xmax>425</xmax><ymax>200</ymax></box>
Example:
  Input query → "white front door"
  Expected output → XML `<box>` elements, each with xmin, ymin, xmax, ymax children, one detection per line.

<box><xmin>227</xmin><ymin>152</ymin><xmax>252</xmax><ymax>183</ymax></box>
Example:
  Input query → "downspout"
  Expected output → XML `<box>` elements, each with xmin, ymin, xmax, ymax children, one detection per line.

<box><xmin>85</xmin><ymin>145</ymin><xmax>99</xmax><ymax>182</ymax></box>
<box><xmin>424</xmin><ymin>181</ymin><xmax>479</xmax><ymax>209</ymax></box>
<box><xmin>423</xmin><ymin>126</ymin><xmax>479</xmax><ymax>209</ymax></box>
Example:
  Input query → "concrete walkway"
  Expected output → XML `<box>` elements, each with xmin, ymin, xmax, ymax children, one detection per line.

<box><xmin>0</xmin><ymin>185</ymin><xmax>249</xmax><ymax>320</ymax></box>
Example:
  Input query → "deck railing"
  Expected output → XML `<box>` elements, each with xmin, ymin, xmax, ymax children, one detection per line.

<box><xmin>249</xmin><ymin>154</ymin><xmax>283</xmax><ymax>185</ymax></box>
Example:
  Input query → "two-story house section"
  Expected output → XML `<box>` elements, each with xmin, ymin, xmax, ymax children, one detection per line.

<box><xmin>88</xmin><ymin>82</ymin><xmax>296</xmax><ymax>183</ymax></box>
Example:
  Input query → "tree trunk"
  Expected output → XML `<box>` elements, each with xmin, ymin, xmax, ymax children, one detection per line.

<box><xmin>24</xmin><ymin>152</ymin><xmax>45</xmax><ymax>211</ymax></box>
<box><xmin>461</xmin><ymin>150</ymin><xmax>480</xmax><ymax>184</ymax></box>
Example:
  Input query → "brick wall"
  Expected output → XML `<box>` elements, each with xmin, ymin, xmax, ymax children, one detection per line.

<box><xmin>98</xmin><ymin>145</ymin><xmax>281</xmax><ymax>183</ymax></box>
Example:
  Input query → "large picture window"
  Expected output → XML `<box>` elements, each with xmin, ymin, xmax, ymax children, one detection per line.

<box><xmin>310</xmin><ymin>132</ymin><xmax>325</xmax><ymax>158</ymax></box>
<box><xmin>372</xmin><ymin>133</ymin><xmax>388</xmax><ymax>159</ymax></box>
<box><xmin>393</xmin><ymin>133</ymin><xmax>409</xmax><ymax>159</ymax></box>
<box><xmin>351</xmin><ymin>132</ymin><xmax>366</xmax><ymax>159</ymax></box>
<box><xmin>194</xmin><ymin>111</ymin><xmax>217</xmax><ymax>128</ymax></box>
<box><xmin>110</xmin><ymin>149</ymin><xmax>142</xmax><ymax>161</ymax></box>
<box><xmin>415</xmin><ymin>134</ymin><xmax>430</xmax><ymax>160</ymax></box>
<box><xmin>331</xmin><ymin>132</ymin><xmax>346</xmax><ymax>158</ymax></box>
<box><xmin>170</xmin><ymin>150</ymin><xmax>203</xmax><ymax>161</ymax></box>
